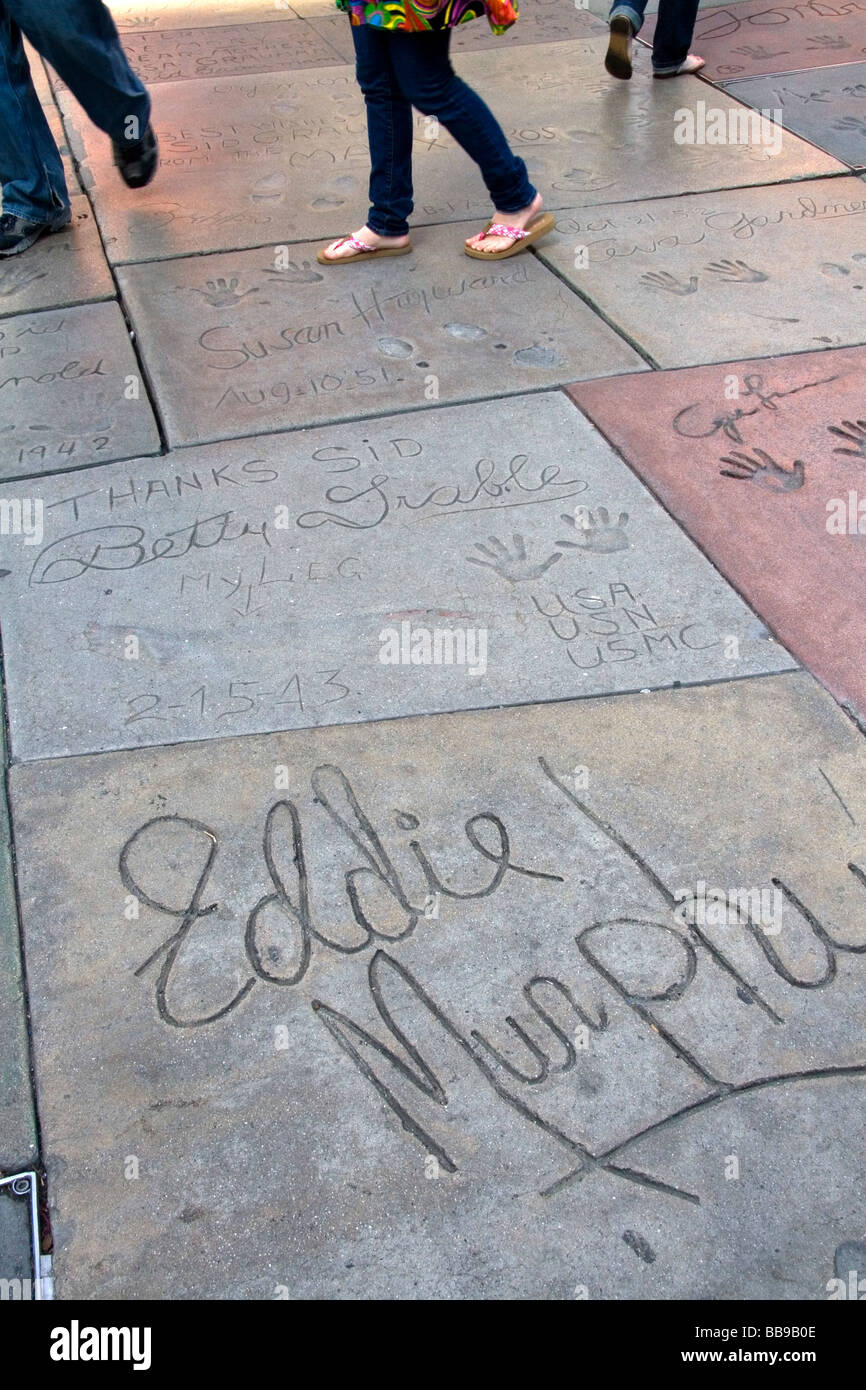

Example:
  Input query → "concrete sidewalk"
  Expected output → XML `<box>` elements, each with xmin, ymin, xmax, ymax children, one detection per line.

<box><xmin>1</xmin><ymin>0</ymin><xmax>865</xmax><ymax>1300</ymax></box>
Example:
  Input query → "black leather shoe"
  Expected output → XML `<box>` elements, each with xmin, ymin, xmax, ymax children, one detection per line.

<box><xmin>112</xmin><ymin>121</ymin><xmax>158</xmax><ymax>189</ymax></box>
<box><xmin>0</xmin><ymin>211</ymin><xmax>71</xmax><ymax>257</ymax></box>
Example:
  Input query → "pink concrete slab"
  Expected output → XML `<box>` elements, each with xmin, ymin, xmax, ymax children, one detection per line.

<box><xmin>568</xmin><ymin>345</ymin><xmax>866</xmax><ymax>721</ymax></box>
<box><xmin>644</xmin><ymin>1</ymin><xmax>866</xmax><ymax>80</ymax></box>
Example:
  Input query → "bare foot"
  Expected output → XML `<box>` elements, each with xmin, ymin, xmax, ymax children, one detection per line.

<box><xmin>320</xmin><ymin>225</ymin><xmax>410</xmax><ymax>261</ymax></box>
<box><xmin>465</xmin><ymin>192</ymin><xmax>543</xmax><ymax>256</ymax></box>
<box><xmin>653</xmin><ymin>53</ymin><xmax>706</xmax><ymax>77</ymax></box>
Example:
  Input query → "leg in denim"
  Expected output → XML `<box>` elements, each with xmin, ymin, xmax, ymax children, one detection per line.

<box><xmin>352</xmin><ymin>23</ymin><xmax>415</xmax><ymax>238</ymax></box>
<box><xmin>387</xmin><ymin>28</ymin><xmax>535</xmax><ymax>214</ymax></box>
<box><xmin>0</xmin><ymin>2</ymin><xmax>68</xmax><ymax>221</ymax></box>
<box><xmin>609</xmin><ymin>0</ymin><xmax>700</xmax><ymax>72</ymax></box>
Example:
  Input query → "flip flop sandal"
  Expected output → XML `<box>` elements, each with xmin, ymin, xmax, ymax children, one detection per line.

<box><xmin>463</xmin><ymin>212</ymin><xmax>556</xmax><ymax>261</ymax></box>
<box><xmin>316</xmin><ymin>234</ymin><xmax>412</xmax><ymax>265</ymax></box>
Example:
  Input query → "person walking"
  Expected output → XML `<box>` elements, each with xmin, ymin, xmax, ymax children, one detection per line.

<box><xmin>604</xmin><ymin>0</ymin><xmax>705</xmax><ymax>80</ymax></box>
<box><xmin>318</xmin><ymin>0</ymin><xmax>554</xmax><ymax>265</ymax></box>
<box><xmin>0</xmin><ymin>0</ymin><xmax>157</xmax><ymax>256</ymax></box>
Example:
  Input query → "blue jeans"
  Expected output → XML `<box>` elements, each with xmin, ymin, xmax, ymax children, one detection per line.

<box><xmin>609</xmin><ymin>0</ymin><xmax>700</xmax><ymax>72</ymax></box>
<box><xmin>0</xmin><ymin>0</ymin><xmax>150</xmax><ymax>223</ymax></box>
<box><xmin>352</xmin><ymin>24</ymin><xmax>535</xmax><ymax>238</ymax></box>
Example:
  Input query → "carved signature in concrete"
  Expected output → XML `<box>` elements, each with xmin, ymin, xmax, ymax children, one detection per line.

<box><xmin>296</xmin><ymin>455</ymin><xmax>588</xmax><ymax>531</ymax></box>
<box><xmin>28</xmin><ymin>510</ymin><xmax>271</xmax><ymax>586</ymax></box>
<box><xmin>672</xmin><ymin>371</ymin><xmax>838</xmax><ymax>443</ymax></box>
<box><xmin>120</xmin><ymin>758</ymin><xmax>866</xmax><ymax>1203</ymax></box>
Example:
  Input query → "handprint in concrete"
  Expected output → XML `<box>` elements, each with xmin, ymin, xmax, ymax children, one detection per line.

<box><xmin>466</xmin><ymin>535</ymin><xmax>562</xmax><ymax>583</ymax></box>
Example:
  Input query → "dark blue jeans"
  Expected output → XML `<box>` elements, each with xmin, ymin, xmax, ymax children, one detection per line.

<box><xmin>0</xmin><ymin>0</ymin><xmax>150</xmax><ymax>223</ymax></box>
<box><xmin>609</xmin><ymin>0</ymin><xmax>700</xmax><ymax>72</ymax></box>
<box><xmin>352</xmin><ymin>24</ymin><xmax>535</xmax><ymax>238</ymax></box>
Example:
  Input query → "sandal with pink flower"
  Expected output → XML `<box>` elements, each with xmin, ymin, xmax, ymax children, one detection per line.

<box><xmin>317</xmin><ymin>233</ymin><xmax>412</xmax><ymax>265</ymax></box>
<box><xmin>464</xmin><ymin>211</ymin><xmax>556</xmax><ymax>261</ymax></box>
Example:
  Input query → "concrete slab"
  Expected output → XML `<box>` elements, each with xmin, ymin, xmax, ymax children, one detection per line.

<box><xmin>570</xmin><ymin>344</ymin><xmax>866</xmax><ymax>722</ymax></box>
<box><xmin>0</xmin><ymin>302</ymin><xmax>160</xmax><ymax>479</ymax></box>
<box><xmin>539</xmin><ymin>176</ymin><xmax>866</xmax><ymax>367</ymax></box>
<box><xmin>0</xmin><ymin>687</ymin><xmax>37</xmax><ymax>1170</ymax></box>
<box><xmin>23</xmin><ymin>39</ymin><xmax>53</xmax><ymax>107</ymax></box>
<box><xmin>0</xmin><ymin>199</ymin><xmax>113</xmax><ymax>321</ymax></box>
<box><xmin>10</xmin><ymin>670</ymin><xmax>866</xmax><ymax>1298</ymax></box>
<box><xmin>42</xmin><ymin>103</ymin><xmax>82</xmax><ymax>197</ymax></box>
<box><xmin>111</xmin><ymin>18</ymin><xmax>345</xmax><ymax>84</ymax></box>
<box><xmin>109</xmin><ymin>0</ymin><xmax>289</xmax><ymax>29</ymax></box>
<box><xmin>287</xmin><ymin>0</ymin><xmax>346</xmax><ymax>14</ymax></box>
<box><xmin>300</xmin><ymin>14</ymin><xmax>357</xmax><ymax>62</ymax></box>
<box><xmin>722</xmin><ymin>65</ymin><xmax>866</xmax><ymax>171</ymax></box>
<box><xmin>115</xmin><ymin>229</ymin><xmax>645</xmax><ymax>445</ymax></box>
<box><xmin>647</xmin><ymin>0</ymin><xmax>866</xmax><ymax>81</ymax></box>
<box><xmin>59</xmin><ymin>40</ymin><xmax>842</xmax><ymax>264</ymax></box>
<box><xmin>0</xmin><ymin>391</ymin><xmax>797</xmax><ymax>761</ymax></box>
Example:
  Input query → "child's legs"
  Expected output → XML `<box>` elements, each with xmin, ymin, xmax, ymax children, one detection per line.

<box><xmin>388</xmin><ymin>29</ymin><xmax>535</xmax><ymax>214</ymax></box>
<box><xmin>351</xmin><ymin>23</ymin><xmax>414</xmax><ymax>237</ymax></box>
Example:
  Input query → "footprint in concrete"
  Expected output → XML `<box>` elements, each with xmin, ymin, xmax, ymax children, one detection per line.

<box><xmin>554</xmin><ymin>166</ymin><xmax>615</xmax><ymax>193</ymax></box>
<box><xmin>377</xmin><ymin>337</ymin><xmax>414</xmax><ymax>359</ymax></box>
<box><xmin>513</xmin><ymin>343</ymin><xmax>565</xmax><ymax>369</ymax></box>
<box><xmin>311</xmin><ymin>174</ymin><xmax>358</xmax><ymax>211</ymax></box>
<box><xmin>251</xmin><ymin>172</ymin><xmax>287</xmax><ymax>202</ymax></box>
<box><xmin>444</xmin><ymin>323</ymin><xmax>487</xmax><ymax>341</ymax></box>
